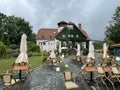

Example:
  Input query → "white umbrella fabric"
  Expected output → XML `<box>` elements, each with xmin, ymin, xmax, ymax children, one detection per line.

<box><xmin>49</xmin><ymin>51</ymin><xmax>56</xmax><ymax>59</ymax></box>
<box><xmin>87</xmin><ymin>41</ymin><xmax>95</xmax><ymax>59</ymax></box>
<box><xmin>59</xmin><ymin>41</ymin><xmax>61</xmax><ymax>53</ymax></box>
<box><xmin>103</xmin><ymin>43</ymin><xmax>109</xmax><ymax>59</ymax></box>
<box><xmin>76</xmin><ymin>43</ymin><xmax>81</xmax><ymax>56</ymax></box>
<box><xmin>15</xmin><ymin>34</ymin><xmax>28</xmax><ymax>63</ymax></box>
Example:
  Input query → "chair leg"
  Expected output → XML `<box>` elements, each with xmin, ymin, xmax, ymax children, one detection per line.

<box><xmin>101</xmin><ymin>77</ymin><xmax>109</xmax><ymax>90</ymax></box>
<box><xmin>18</xmin><ymin>84</ymin><xmax>20</xmax><ymax>90</ymax></box>
<box><xmin>106</xmin><ymin>77</ymin><xmax>116</xmax><ymax>90</ymax></box>
<box><xmin>95</xmin><ymin>80</ymin><xmax>100</xmax><ymax>90</ymax></box>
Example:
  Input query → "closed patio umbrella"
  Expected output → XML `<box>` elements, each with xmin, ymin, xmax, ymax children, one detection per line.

<box><xmin>103</xmin><ymin>43</ymin><xmax>109</xmax><ymax>59</ymax></box>
<box><xmin>49</xmin><ymin>51</ymin><xmax>56</xmax><ymax>59</ymax></box>
<box><xmin>87</xmin><ymin>41</ymin><xmax>95</xmax><ymax>59</ymax></box>
<box><xmin>76</xmin><ymin>43</ymin><xmax>81</xmax><ymax>56</ymax></box>
<box><xmin>15</xmin><ymin>34</ymin><xmax>28</xmax><ymax>63</ymax></box>
<box><xmin>59</xmin><ymin>41</ymin><xmax>61</xmax><ymax>53</ymax></box>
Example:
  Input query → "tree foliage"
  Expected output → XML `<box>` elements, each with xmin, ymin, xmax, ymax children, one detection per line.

<box><xmin>105</xmin><ymin>6</ymin><xmax>120</xmax><ymax>43</ymax></box>
<box><xmin>93</xmin><ymin>41</ymin><xmax>103</xmax><ymax>49</ymax></box>
<box><xmin>0</xmin><ymin>41</ymin><xmax>6</xmax><ymax>57</ymax></box>
<box><xmin>0</xmin><ymin>12</ymin><xmax>36</xmax><ymax>46</ymax></box>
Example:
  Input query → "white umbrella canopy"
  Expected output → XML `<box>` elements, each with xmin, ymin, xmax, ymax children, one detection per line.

<box><xmin>49</xmin><ymin>51</ymin><xmax>56</xmax><ymax>59</ymax></box>
<box><xmin>87</xmin><ymin>41</ymin><xmax>95</xmax><ymax>59</ymax></box>
<box><xmin>59</xmin><ymin>41</ymin><xmax>61</xmax><ymax>53</ymax></box>
<box><xmin>76</xmin><ymin>43</ymin><xmax>81</xmax><ymax>56</ymax></box>
<box><xmin>103</xmin><ymin>43</ymin><xmax>109</xmax><ymax>59</ymax></box>
<box><xmin>15</xmin><ymin>34</ymin><xmax>28</xmax><ymax>63</ymax></box>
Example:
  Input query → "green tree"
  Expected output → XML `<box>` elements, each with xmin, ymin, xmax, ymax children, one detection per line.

<box><xmin>0</xmin><ymin>41</ymin><xmax>6</xmax><ymax>57</ymax></box>
<box><xmin>93</xmin><ymin>41</ymin><xmax>103</xmax><ymax>49</ymax></box>
<box><xmin>105</xmin><ymin>6</ymin><xmax>120</xmax><ymax>43</ymax></box>
<box><xmin>0</xmin><ymin>13</ymin><xmax>36</xmax><ymax>46</ymax></box>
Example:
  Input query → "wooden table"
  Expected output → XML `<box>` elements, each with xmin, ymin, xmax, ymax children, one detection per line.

<box><xmin>103</xmin><ymin>67</ymin><xmax>111</xmax><ymax>72</ymax></box>
<box><xmin>103</xmin><ymin>67</ymin><xmax>111</xmax><ymax>77</ymax></box>
<box><xmin>84</xmin><ymin>66</ymin><xmax>96</xmax><ymax>82</ymax></box>
<box><xmin>10</xmin><ymin>65</ymin><xmax>29</xmax><ymax>79</ymax></box>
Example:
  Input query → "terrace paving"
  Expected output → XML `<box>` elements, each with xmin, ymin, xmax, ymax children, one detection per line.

<box><xmin>0</xmin><ymin>52</ymin><xmax>120</xmax><ymax>90</ymax></box>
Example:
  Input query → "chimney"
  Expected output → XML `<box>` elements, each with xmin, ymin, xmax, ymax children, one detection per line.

<box><xmin>57</xmin><ymin>21</ymin><xmax>67</xmax><ymax>27</ymax></box>
<box><xmin>78</xmin><ymin>23</ymin><xmax>82</xmax><ymax>30</ymax></box>
<box><xmin>57</xmin><ymin>21</ymin><xmax>67</xmax><ymax>32</ymax></box>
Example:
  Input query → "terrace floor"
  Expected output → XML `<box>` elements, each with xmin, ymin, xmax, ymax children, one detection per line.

<box><xmin>0</xmin><ymin>52</ymin><xmax>120</xmax><ymax>90</ymax></box>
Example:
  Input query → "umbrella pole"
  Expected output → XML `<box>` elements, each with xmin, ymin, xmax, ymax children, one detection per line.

<box><xmin>39</xmin><ymin>44</ymin><xmax>44</xmax><ymax>62</ymax></box>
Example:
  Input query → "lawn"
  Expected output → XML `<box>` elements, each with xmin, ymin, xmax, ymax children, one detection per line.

<box><xmin>0</xmin><ymin>55</ymin><xmax>43</xmax><ymax>74</ymax></box>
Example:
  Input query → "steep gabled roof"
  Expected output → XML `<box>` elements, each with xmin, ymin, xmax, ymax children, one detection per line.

<box><xmin>35</xmin><ymin>28</ymin><xmax>58</xmax><ymax>40</ymax></box>
<box><xmin>78</xmin><ymin>27</ymin><xmax>90</xmax><ymax>40</ymax></box>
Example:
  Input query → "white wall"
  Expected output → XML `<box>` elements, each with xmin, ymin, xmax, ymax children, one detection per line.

<box><xmin>37</xmin><ymin>39</ymin><xmax>58</xmax><ymax>52</ymax></box>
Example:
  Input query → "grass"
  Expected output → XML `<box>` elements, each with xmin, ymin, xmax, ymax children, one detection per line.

<box><xmin>0</xmin><ymin>55</ymin><xmax>44</xmax><ymax>74</ymax></box>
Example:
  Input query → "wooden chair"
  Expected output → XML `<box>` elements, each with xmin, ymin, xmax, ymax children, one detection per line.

<box><xmin>63</xmin><ymin>70</ymin><xmax>78</xmax><ymax>90</ymax></box>
<box><xmin>89</xmin><ymin>86</ymin><xmax>96</xmax><ymax>90</ymax></box>
<box><xmin>96</xmin><ymin>66</ymin><xmax>115</xmax><ymax>90</ymax></box>
<box><xmin>0</xmin><ymin>73</ymin><xmax>20</xmax><ymax>90</ymax></box>
<box><xmin>78</xmin><ymin>64</ymin><xmax>87</xmax><ymax>79</ymax></box>
<box><xmin>110</xmin><ymin>66</ymin><xmax>120</xmax><ymax>83</ymax></box>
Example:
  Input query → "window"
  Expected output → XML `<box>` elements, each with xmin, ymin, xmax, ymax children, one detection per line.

<box><xmin>42</xmin><ymin>35</ymin><xmax>44</xmax><ymax>38</ymax></box>
<box><xmin>50</xmin><ymin>36</ymin><xmax>52</xmax><ymax>38</ymax></box>
<box><xmin>68</xmin><ymin>35</ymin><xmax>70</xmax><ymax>37</ymax></box>
<box><xmin>63</xmin><ymin>35</ymin><xmax>65</xmax><ymax>38</ymax></box>
<box><xmin>67</xmin><ymin>25</ymin><xmax>73</xmax><ymax>30</ymax></box>
<box><xmin>43</xmin><ymin>42</ymin><xmax>45</xmax><ymax>45</ymax></box>
<box><xmin>71</xmin><ymin>35</ymin><xmax>74</xmax><ymax>38</ymax></box>
<box><xmin>76</xmin><ymin>35</ymin><xmax>79</xmax><ymax>38</ymax></box>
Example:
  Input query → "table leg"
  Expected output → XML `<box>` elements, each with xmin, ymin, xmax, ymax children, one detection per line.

<box><xmin>90</xmin><ymin>72</ymin><xmax>93</xmax><ymax>82</ymax></box>
<box><xmin>19</xmin><ymin>70</ymin><xmax>21</xmax><ymax>79</ymax></box>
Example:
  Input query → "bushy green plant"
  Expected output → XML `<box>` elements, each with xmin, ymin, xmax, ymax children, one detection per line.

<box><xmin>60</xmin><ymin>65</ymin><xmax>68</xmax><ymax>72</ymax></box>
<box><xmin>9</xmin><ymin>44</ymin><xmax>18</xmax><ymax>50</ymax></box>
<box><xmin>61</xmin><ymin>49</ymin><xmax>67</xmax><ymax>54</ymax></box>
<box><xmin>27</xmin><ymin>41</ymin><xmax>39</xmax><ymax>52</ymax></box>
<box><xmin>0</xmin><ymin>42</ymin><xmax>7</xmax><ymax>58</ymax></box>
<box><xmin>83</xmin><ymin>48</ymin><xmax>88</xmax><ymax>55</ymax></box>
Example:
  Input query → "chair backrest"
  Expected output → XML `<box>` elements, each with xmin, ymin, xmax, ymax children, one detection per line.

<box><xmin>97</xmin><ymin>66</ymin><xmax>105</xmax><ymax>74</ymax></box>
<box><xmin>102</xmin><ymin>63</ymin><xmax>107</xmax><ymax>67</ymax></box>
<box><xmin>87</xmin><ymin>63</ymin><xmax>94</xmax><ymax>67</ymax></box>
<box><xmin>64</xmin><ymin>70</ymin><xmax>72</xmax><ymax>81</ymax></box>
<box><xmin>90</xmin><ymin>86</ymin><xmax>96</xmax><ymax>90</ymax></box>
<box><xmin>1</xmin><ymin>73</ymin><xmax>12</xmax><ymax>85</ymax></box>
<box><xmin>81</xmin><ymin>64</ymin><xmax>86</xmax><ymax>70</ymax></box>
<box><xmin>111</xmin><ymin>63</ymin><xmax>118</xmax><ymax>67</ymax></box>
<box><xmin>111</xmin><ymin>67</ymin><xmax>120</xmax><ymax>74</ymax></box>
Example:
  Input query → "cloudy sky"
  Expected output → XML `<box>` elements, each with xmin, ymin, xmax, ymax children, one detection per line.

<box><xmin>0</xmin><ymin>0</ymin><xmax>120</xmax><ymax>40</ymax></box>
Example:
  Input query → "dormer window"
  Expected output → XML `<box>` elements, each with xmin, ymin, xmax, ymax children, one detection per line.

<box><xmin>50</xmin><ymin>36</ymin><xmax>52</xmax><ymax>38</ymax></box>
<box><xmin>42</xmin><ymin>35</ymin><xmax>44</xmax><ymax>38</ymax></box>
<box><xmin>67</xmin><ymin>25</ymin><xmax>73</xmax><ymax>30</ymax></box>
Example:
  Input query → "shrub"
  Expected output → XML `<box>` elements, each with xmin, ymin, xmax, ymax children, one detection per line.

<box><xmin>27</xmin><ymin>41</ymin><xmax>40</xmax><ymax>52</ymax></box>
<box><xmin>61</xmin><ymin>49</ymin><xmax>67</xmax><ymax>54</ymax></box>
<box><xmin>7</xmin><ymin>49</ymin><xmax>19</xmax><ymax>57</ymax></box>
<box><xmin>9</xmin><ymin>44</ymin><xmax>18</xmax><ymax>50</ymax></box>
<box><xmin>83</xmin><ymin>48</ymin><xmax>88</xmax><ymax>55</ymax></box>
<box><xmin>0</xmin><ymin>42</ymin><xmax>7</xmax><ymax>57</ymax></box>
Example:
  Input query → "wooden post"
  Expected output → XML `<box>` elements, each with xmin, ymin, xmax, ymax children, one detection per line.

<box><xmin>39</xmin><ymin>43</ymin><xmax>44</xmax><ymax>61</ymax></box>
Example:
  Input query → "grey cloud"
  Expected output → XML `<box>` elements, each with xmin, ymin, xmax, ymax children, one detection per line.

<box><xmin>0</xmin><ymin>0</ymin><xmax>120</xmax><ymax>40</ymax></box>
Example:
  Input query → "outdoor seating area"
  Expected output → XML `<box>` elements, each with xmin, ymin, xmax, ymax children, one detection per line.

<box><xmin>0</xmin><ymin>72</ymin><xmax>20</xmax><ymax>90</ymax></box>
<box><xmin>1</xmin><ymin>37</ymin><xmax>120</xmax><ymax>90</ymax></box>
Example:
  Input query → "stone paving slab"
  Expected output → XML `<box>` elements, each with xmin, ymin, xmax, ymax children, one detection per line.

<box><xmin>0</xmin><ymin>53</ymin><xmax>120</xmax><ymax>90</ymax></box>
